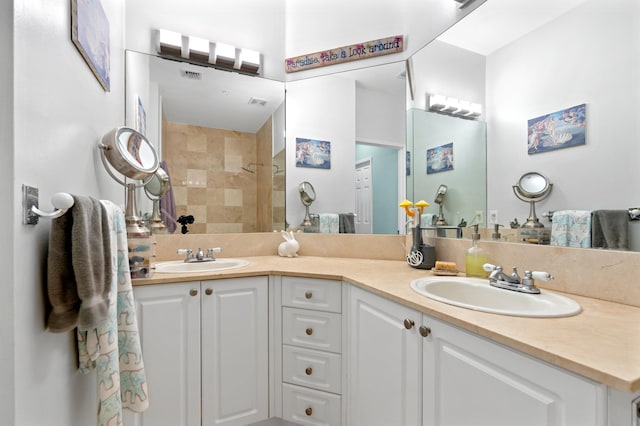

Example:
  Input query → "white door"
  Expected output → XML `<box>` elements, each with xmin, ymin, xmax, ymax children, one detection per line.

<box><xmin>126</xmin><ymin>283</ymin><xmax>202</xmax><ymax>426</ymax></box>
<box><xmin>423</xmin><ymin>314</ymin><xmax>606</xmax><ymax>426</ymax></box>
<box><xmin>348</xmin><ymin>286</ymin><xmax>422</xmax><ymax>426</ymax></box>
<box><xmin>201</xmin><ymin>277</ymin><xmax>270</xmax><ymax>426</ymax></box>
<box><xmin>355</xmin><ymin>158</ymin><xmax>372</xmax><ymax>234</ymax></box>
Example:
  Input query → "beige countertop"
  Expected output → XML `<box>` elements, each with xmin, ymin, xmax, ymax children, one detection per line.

<box><xmin>134</xmin><ymin>255</ymin><xmax>640</xmax><ymax>393</ymax></box>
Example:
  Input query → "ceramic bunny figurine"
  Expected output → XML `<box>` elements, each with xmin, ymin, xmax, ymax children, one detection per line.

<box><xmin>278</xmin><ymin>230</ymin><xmax>300</xmax><ymax>257</ymax></box>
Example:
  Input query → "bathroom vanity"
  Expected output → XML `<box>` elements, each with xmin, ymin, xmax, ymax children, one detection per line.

<box><xmin>126</xmin><ymin>255</ymin><xmax>640</xmax><ymax>426</ymax></box>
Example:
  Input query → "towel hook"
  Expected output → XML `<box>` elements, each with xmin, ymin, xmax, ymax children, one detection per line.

<box><xmin>23</xmin><ymin>188</ymin><xmax>74</xmax><ymax>225</ymax></box>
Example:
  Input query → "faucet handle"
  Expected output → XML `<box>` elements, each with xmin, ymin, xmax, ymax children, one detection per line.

<box><xmin>207</xmin><ymin>247</ymin><xmax>222</xmax><ymax>257</ymax></box>
<box><xmin>177</xmin><ymin>248</ymin><xmax>193</xmax><ymax>256</ymax></box>
<box><xmin>528</xmin><ymin>271</ymin><xmax>554</xmax><ymax>282</ymax></box>
<box><xmin>482</xmin><ymin>263</ymin><xmax>498</xmax><ymax>272</ymax></box>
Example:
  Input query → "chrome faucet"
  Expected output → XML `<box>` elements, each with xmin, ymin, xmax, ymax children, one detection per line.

<box><xmin>482</xmin><ymin>263</ymin><xmax>553</xmax><ymax>294</ymax></box>
<box><xmin>177</xmin><ymin>247</ymin><xmax>222</xmax><ymax>263</ymax></box>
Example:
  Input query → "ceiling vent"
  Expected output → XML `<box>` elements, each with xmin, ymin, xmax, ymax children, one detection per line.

<box><xmin>248</xmin><ymin>97</ymin><xmax>267</xmax><ymax>106</ymax></box>
<box><xmin>180</xmin><ymin>69</ymin><xmax>202</xmax><ymax>80</ymax></box>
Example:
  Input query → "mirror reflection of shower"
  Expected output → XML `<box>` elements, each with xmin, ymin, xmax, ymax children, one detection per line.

<box><xmin>434</xmin><ymin>184</ymin><xmax>448</xmax><ymax>226</ymax></box>
<box><xmin>242</xmin><ymin>162</ymin><xmax>264</xmax><ymax>173</ymax></box>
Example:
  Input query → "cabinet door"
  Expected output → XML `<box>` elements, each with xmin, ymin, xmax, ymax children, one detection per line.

<box><xmin>348</xmin><ymin>286</ymin><xmax>422</xmax><ymax>426</ymax></box>
<box><xmin>201</xmin><ymin>277</ymin><xmax>269</xmax><ymax>426</ymax></box>
<box><xmin>423</xmin><ymin>314</ymin><xmax>607</xmax><ymax>426</ymax></box>
<box><xmin>125</xmin><ymin>283</ymin><xmax>201</xmax><ymax>426</ymax></box>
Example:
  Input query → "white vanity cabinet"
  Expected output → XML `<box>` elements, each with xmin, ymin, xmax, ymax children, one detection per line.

<box><xmin>125</xmin><ymin>277</ymin><xmax>269</xmax><ymax>426</ymax></box>
<box><xmin>348</xmin><ymin>285</ymin><xmax>607</xmax><ymax>426</ymax></box>
<box><xmin>280</xmin><ymin>276</ymin><xmax>344</xmax><ymax>426</ymax></box>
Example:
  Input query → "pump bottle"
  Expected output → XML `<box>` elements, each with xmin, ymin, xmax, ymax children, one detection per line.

<box><xmin>466</xmin><ymin>224</ymin><xmax>488</xmax><ymax>278</ymax></box>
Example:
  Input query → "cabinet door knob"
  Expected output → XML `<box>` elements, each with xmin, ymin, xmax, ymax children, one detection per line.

<box><xmin>305</xmin><ymin>367</ymin><xmax>313</xmax><ymax>376</ymax></box>
<box><xmin>190</xmin><ymin>288</ymin><xmax>198</xmax><ymax>296</ymax></box>
<box><xmin>305</xmin><ymin>291</ymin><xmax>313</xmax><ymax>299</ymax></box>
<box><xmin>205</xmin><ymin>288</ymin><xmax>213</xmax><ymax>295</ymax></box>
<box><xmin>403</xmin><ymin>318</ymin><xmax>415</xmax><ymax>329</ymax></box>
<box><xmin>305</xmin><ymin>327</ymin><xmax>313</xmax><ymax>336</ymax></box>
<box><xmin>419</xmin><ymin>325</ymin><xmax>432</xmax><ymax>337</ymax></box>
<box><xmin>305</xmin><ymin>407</ymin><xmax>313</xmax><ymax>416</ymax></box>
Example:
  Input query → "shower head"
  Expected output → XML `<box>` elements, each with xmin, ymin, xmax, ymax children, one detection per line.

<box><xmin>241</xmin><ymin>162</ymin><xmax>264</xmax><ymax>173</ymax></box>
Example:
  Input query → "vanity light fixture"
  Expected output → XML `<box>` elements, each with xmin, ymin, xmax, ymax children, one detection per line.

<box><xmin>188</xmin><ymin>35</ymin><xmax>210</xmax><ymax>63</ymax></box>
<box><xmin>159</xmin><ymin>29</ymin><xmax>183</xmax><ymax>57</ymax></box>
<box><xmin>239</xmin><ymin>48</ymin><xmax>261</xmax><ymax>74</ymax></box>
<box><xmin>213</xmin><ymin>42</ymin><xmax>237</xmax><ymax>69</ymax></box>
<box><xmin>155</xmin><ymin>29</ymin><xmax>262</xmax><ymax>75</ymax></box>
<box><xmin>428</xmin><ymin>93</ymin><xmax>482</xmax><ymax>119</ymax></box>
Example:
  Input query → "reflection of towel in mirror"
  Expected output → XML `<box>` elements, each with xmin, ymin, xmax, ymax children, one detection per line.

<box><xmin>339</xmin><ymin>213</ymin><xmax>356</xmax><ymax>233</ymax></box>
<box><xmin>550</xmin><ymin>210</ymin><xmax>592</xmax><ymax>248</ymax></box>
<box><xmin>47</xmin><ymin>195</ymin><xmax>113</xmax><ymax>332</ymax></box>
<box><xmin>159</xmin><ymin>160</ymin><xmax>177</xmax><ymax>234</ymax></box>
<box><xmin>319</xmin><ymin>213</ymin><xmax>339</xmax><ymax>233</ymax></box>
<box><xmin>591</xmin><ymin>210</ymin><xmax>629</xmax><ymax>250</ymax></box>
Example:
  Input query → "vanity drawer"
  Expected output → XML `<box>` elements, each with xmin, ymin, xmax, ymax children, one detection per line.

<box><xmin>282</xmin><ymin>345</ymin><xmax>342</xmax><ymax>394</ymax></box>
<box><xmin>282</xmin><ymin>383</ymin><xmax>341</xmax><ymax>426</ymax></box>
<box><xmin>282</xmin><ymin>307</ymin><xmax>342</xmax><ymax>353</ymax></box>
<box><xmin>282</xmin><ymin>277</ymin><xmax>341</xmax><ymax>313</ymax></box>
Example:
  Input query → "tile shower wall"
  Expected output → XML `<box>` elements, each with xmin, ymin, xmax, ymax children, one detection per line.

<box><xmin>164</xmin><ymin>119</ymin><xmax>273</xmax><ymax>233</ymax></box>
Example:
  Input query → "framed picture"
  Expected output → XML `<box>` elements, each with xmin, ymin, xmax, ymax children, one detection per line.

<box><xmin>136</xmin><ymin>96</ymin><xmax>147</xmax><ymax>135</ymax></box>
<box><xmin>296</xmin><ymin>138</ymin><xmax>331</xmax><ymax>169</ymax></box>
<box><xmin>427</xmin><ymin>142</ymin><xmax>454</xmax><ymax>174</ymax></box>
<box><xmin>527</xmin><ymin>104</ymin><xmax>586</xmax><ymax>154</ymax></box>
<box><xmin>71</xmin><ymin>0</ymin><xmax>111</xmax><ymax>91</ymax></box>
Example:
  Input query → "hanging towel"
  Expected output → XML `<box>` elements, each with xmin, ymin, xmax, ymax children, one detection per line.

<box><xmin>339</xmin><ymin>213</ymin><xmax>356</xmax><ymax>233</ymax></box>
<box><xmin>319</xmin><ymin>213</ymin><xmax>339</xmax><ymax>233</ymax></box>
<box><xmin>550</xmin><ymin>210</ymin><xmax>592</xmax><ymax>248</ymax></box>
<box><xmin>47</xmin><ymin>195</ymin><xmax>113</xmax><ymax>332</ymax></box>
<box><xmin>77</xmin><ymin>200</ymin><xmax>149</xmax><ymax>426</ymax></box>
<box><xmin>591</xmin><ymin>210</ymin><xmax>629</xmax><ymax>250</ymax></box>
<box><xmin>159</xmin><ymin>160</ymin><xmax>177</xmax><ymax>234</ymax></box>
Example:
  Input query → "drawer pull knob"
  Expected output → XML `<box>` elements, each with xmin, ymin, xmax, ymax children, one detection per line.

<box><xmin>419</xmin><ymin>325</ymin><xmax>432</xmax><ymax>337</ymax></box>
<box><xmin>305</xmin><ymin>291</ymin><xmax>313</xmax><ymax>299</ymax></box>
<box><xmin>205</xmin><ymin>288</ymin><xmax>213</xmax><ymax>295</ymax></box>
<box><xmin>305</xmin><ymin>327</ymin><xmax>313</xmax><ymax>336</ymax></box>
<box><xmin>305</xmin><ymin>407</ymin><xmax>313</xmax><ymax>416</ymax></box>
<box><xmin>305</xmin><ymin>367</ymin><xmax>313</xmax><ymax>375</ymax></box>
<box><xmin>403</xmin><ymin>318</ymin><xmax>415</xmax><ymax>329</ymax></box>
<box><xmin>190</xmin><ymin>289</ymin><xmax>198</xmax><ymax>297</ymax></box>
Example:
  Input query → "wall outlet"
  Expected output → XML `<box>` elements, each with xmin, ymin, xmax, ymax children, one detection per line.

<box><xmin>473</xmin><ymin>210</ymin><xmax>484</xmax><ymax>225</ymax></box>
<box><xmin>489</xmin><ymin>210</ymin><xmax>499</xmax><ymax>226</ymax></box>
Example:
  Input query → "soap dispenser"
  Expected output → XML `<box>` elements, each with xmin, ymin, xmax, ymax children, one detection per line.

<box><xmin>466</xmin><ymin>224</ymin><xmax>489</xmax><ymax>278</ymax></box>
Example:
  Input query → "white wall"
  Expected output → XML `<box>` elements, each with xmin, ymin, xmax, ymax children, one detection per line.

<box><xmin>356</xmin><ymin>84</ymin><xmax>405</xmax><ymax>147</ymax></box>
<box><xmin>1</xmin><ymin>0</ymin><xmax>14</xmax><ymax>423</ymax></box>
<box><xmin>12</xmin><ymin>0</ymin><xmax>125</xmax><ymax>424</ymax></box>
<box><xmin>284</xmin><ymin>0</ymin><xmax>487</xmax><ymax>81</ymax></box>
<box><xmin>486</xmin><ymin>0</ymin><xmax>640</xmax><ymax>244</ymax></box>
<box><xmin>125</xmin><ymin>0</ymin><xmax>286</xmax><ymax>81</ymax></box>
<box><xmin>286</xmin><ymin>76</ymin><xmax>356</xmax><ymax>227</ymax></box>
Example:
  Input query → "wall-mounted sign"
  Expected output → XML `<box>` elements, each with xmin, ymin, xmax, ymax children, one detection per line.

<box><xmin>285</xmin><ymin>35</ymin><xmax>404</xmax><ymax>73</ymax></box>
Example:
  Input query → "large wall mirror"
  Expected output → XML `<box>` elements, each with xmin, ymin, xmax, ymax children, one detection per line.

<box><xmin>411</xmin><ymin>0</ymin><xmax>640</xmax><ymax>251</ymax></box>
<box><xmin>125</xmin><ymin>50</ymin><xmax>285</xmax><ymax>234</ymax></box>
<box><xmin>285</xmin><ymin>62</ymin><xmax>407</xmax><ymax>234</ymax></box>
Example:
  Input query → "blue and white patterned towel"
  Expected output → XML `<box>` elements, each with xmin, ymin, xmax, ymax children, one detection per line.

<box><xmin>550</xmin><ymin>210</ymin><xmax>592</xmax><ymax>248</ymax></box>
<box><xmin>77</xmin><ymin>200</ymin><xmax>149</xmax><ymax>426</ymax></box>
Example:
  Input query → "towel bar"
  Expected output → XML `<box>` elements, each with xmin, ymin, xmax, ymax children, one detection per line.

<box><xmin>24</xmin><ymin>191</ymin><xmax>75</xmax><ymax>224</ymax></box>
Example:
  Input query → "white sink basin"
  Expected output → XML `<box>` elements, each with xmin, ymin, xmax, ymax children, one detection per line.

<box><xmin>410</xmin><ymin>276</ymin><xmax>581</xmax><ymax>317</ymax></box>
<box><xmin>155</xmin><ymin>259</ymin><xmax>250</xmax><ymax>273</ymax></box>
